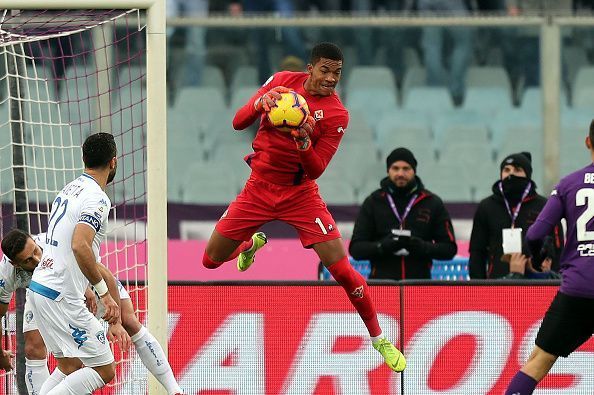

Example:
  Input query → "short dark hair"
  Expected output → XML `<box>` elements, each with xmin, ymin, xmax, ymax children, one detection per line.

<box><xmin>82</xmin><ymin>132</ymin><xmax>117</xmax><ymax>169</ymax></box>
<box><xmin>589</xmin><ymin>119</ymin><xmax>594</xmax><ymax>145</ymax></box>
<box><xmin>310</xmin><ymin>42</ymin><xmax>343</xmax><ymax>66</ymax></box>
<box><xmin>1</xmin><ymin>229</ymin><xmax>30</xmax><ymax>262</ymax></box>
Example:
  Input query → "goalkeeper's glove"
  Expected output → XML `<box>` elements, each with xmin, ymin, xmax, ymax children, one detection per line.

<box><xmin>291</xmin><ymin>115</ymin><xmax>315</xmax><ymax>151</ymax></box>
<box><xmin>254</xmin><ymin>86</ymin><xmax>292</xmax><ymax>113</ymax></box>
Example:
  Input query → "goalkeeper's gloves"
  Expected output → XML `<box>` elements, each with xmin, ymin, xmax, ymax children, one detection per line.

<box><xmin>291</xmin><ymin>115</ymin><xmax>315</xmax><ymax>151</ymax></box>
<box><xmin>254</xmin><ymin>86</ymin><xmax>292</xmax><ymax>113</ymax></box>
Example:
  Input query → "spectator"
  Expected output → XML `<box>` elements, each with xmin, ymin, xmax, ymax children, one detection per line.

<box><xmin>418</xmin><ymin>0</ymin><xmax>475</xmax><ymax>105</ymax></box>
<box><xmin>279</xmin><ymin>55</ymin><xmax>305</xmax><ymax>71</ymax></box>
<box><xmin>167</xmin><ymin>0</ymin><xmax>208</xmax><ymax>102</ymax></box>
<box><xmin>349</xmin><ymin>147</ymin><xmax>457</xmax><ymax>280</ymax></box>
<box><xmin>502</xmin><ymin>237</ymin><xmax>561</xmax><ymax>279</ymax></box>
<box><xmin>469</xmin><ymin>152</ymin><xmax>564</xmax><ymax>279</ymax></box>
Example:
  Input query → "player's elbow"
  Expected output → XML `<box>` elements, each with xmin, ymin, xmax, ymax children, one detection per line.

<box><xmin>71</xmin><ymin>238</ymin><xmax>90</xmax><ymax>258</ymax></box>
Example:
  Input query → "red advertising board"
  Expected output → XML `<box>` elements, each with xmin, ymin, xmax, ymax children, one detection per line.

<box><xmin>3</xmin><ymin>284</ymin><xmax>594</xmax><ymax>394</ymax></box>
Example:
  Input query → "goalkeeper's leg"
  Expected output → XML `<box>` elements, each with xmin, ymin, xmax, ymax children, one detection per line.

<box><xmin>202</xmin><ymin>230</ymin><xmax>259</xmax><ymax>269</ymax></box>
<box><xmin>121</xmin><ymin>299</ymin><xmax>184</xmax><ymax>395</ymax></box>
<box><xmin>314</xmin><ymin>239</ymin><xmax>406</xmax><ymax>373</ymax></box>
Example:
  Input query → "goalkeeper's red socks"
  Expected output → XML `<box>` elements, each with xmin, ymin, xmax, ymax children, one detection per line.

<box><xmin>505</xmin><ymin>371</ymin><xmax>538</xmax><ymax>394</ymax></box>
<box><xmin>326</xmin><ymin>256</ymin><xmax>382</xmax><ymax>337</ymax></box>
<box><xmin>202</xmin><ymin>239</ymin><xmax>254</xmax><ymax>269</ymax></box>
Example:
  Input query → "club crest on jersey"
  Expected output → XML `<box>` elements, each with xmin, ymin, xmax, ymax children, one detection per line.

<box><xmin>96</xmin><ymin>330</ymin><xmax>106</xmax><ymax>345</ymax></box>
<box><xmin>25</xmin><ymin>310</ymin><xmax>33</xmax><ymax>324</ymax></box>
<box><xmin>314</xmin><ymin>110</ymin><xmax>324</xmax><ymax>120</ymax></box>
<box><xmin>351</xmin><ymin>285</ymin><xmax>364</xmax><ymax>298</ymax></box>
<box><xmin>0</xmin><ymin>279</ymin><xmax>5</xmax><ymax>288</ymax></box>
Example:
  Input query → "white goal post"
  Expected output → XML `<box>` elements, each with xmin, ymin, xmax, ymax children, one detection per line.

<box><xmin>1</xmin><ymin>1</ymin><xmax>167</xmax><ymax>394</ymax></box>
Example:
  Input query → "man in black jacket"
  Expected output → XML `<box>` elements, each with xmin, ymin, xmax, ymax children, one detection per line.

<box><xmin>469</xmin><ymin>152</ymin><xmax>564</xmax><ymax>279</ymax></box>
<box><xmin>349</xmin><ymin>148</ymin><xmax>457</xmax><ymax>280</ymax></box>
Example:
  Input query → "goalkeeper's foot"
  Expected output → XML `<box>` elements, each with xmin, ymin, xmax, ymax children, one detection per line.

<box><xmin>373</xmin><ymin>338</ymin><xmax>406</xmax><ymax>372</ymax></box>
<box><xmin>237</xmin><ymin>232</ymin><xmax>267</xmax><ymax>272</ymax></box>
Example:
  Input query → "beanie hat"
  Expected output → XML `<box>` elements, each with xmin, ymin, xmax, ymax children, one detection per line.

<box><xmin>500</xmin><ymin>151</ymin><xmax>533</xmax><ymax>179</ymax></box>
<box><xmin>386</xmin><ymin>147</ymin><xmax>417</xmax><ymax>172</ymax></box>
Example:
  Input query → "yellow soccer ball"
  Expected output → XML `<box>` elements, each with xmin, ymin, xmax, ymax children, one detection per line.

<box><xmin>267</xmin><ymin>91</ymin><xmax>310</xmax><ymax>133</ymax></box>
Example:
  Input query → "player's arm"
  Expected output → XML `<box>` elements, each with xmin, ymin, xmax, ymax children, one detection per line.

<box><xmin>525</xmin><ymin>190</ymin><xmax>565</xmax><ymax>261</ymax></box>
<box><xmin>232</xmin><ymin>75</ymin><xmax>290</xmax><ymax>130</ymax></box>
<box><xmin>71</xmin><ymin>224</ymin><xmax>119</xmax><ymax>324</ymax></box>
<box><xmin>96</xmin><ymin>263</ymin><xmax>132</xmax><ymax>350</ymax></box>
<box><xmin>292</xmin><ymin>115</ymin><xmax>347</xmax><ymax>180</ymax></box>
<box><xmin>0</xmin><ymin>303</ymin><xmax>13</xmax><ymax>371</ymax></box>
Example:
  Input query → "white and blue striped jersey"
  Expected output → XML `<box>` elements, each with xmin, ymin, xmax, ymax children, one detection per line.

<box><xmin>31</xmin><ymin>174</ymin><xmax>111</xmax><ymax>303</ymax></box>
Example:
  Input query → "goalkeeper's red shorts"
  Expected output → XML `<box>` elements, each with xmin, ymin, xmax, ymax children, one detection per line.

<box><xmin>215</xmin><ymin>173</ymin><xmax>341</xmax><ymax>247</ymax></box>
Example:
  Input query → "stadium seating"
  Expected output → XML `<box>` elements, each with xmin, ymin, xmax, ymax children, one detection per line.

<box><xmin>462</xmin><ymin>87</ymin><xmax>513</xmax><ymax>115</ymax></box>
<box><xmin>346</xmin><ymin>66</ymin><xmax>397</xmax><ymax>92</ymax></box>
<box><xmin>343</xmin><ymin>110</ymin><xmax>374</xmax><ymax>142</ymax></box>
<box><xmin>230</xmin><ymin>65</ymin><xmax>259</xmax><ymax>92</ymax></box>
<box><xmin>403</xmin><ymin>87</ymin><xmax>454</xmax><ymax>114</ymax></box>
<box><xmin>563</xmin><ymin>46</ymin><xmax>589</xmax><ymax>93</ymax></box>
<box><xmin>465</xmin><ymin>66</ymin><xmax>512</xmax><ymax>94</ymax></box>
<box><xmin>432</xmin><ymin>110</ymin><xmax>490</xmax><ymax>151</ymax></box>
<box><xmin>201</xmin><ymin>65</ymin><xmax>227</xmax><ymax>91</ymax></box>
<box><xmin>181</xmin><ymin>161</ymin><xmax>239</xmax><ymax>204</ymax></box>
<box><xmin>401</xmin><ymin>67</ymin><xmax>427</xmax><ymax>102</ymax></box>
<box><xmin>229</xmin><ymin>86</ymin><xmax>259</xmax><ymax>112</ymax></box>
<box><xmin>317</xmin><ymin>175</ymin><xmax>358</xmax><ymax>205</ymax></box>
<box><xmin>345</xmin><ymin>87</ymin><xmax>398</xmax><ymax>127</ymax></box>
<box><xmin>572</xmin><ymin>66</ymin><xmax>594</xmax><ymax>105</ymax></box>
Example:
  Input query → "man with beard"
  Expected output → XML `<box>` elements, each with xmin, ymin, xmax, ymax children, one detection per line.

<box><xmin>349</xmin><ymin>147</ymin><xmax>457</xmax><ymax>280</ymax></box>
<box><xmin>28</xmin><ymin>132</ymin><xmax>122</xmax><ymax>394</ymax></box>
<box><xmin>469</xmin><ymin>152</ymin><xmax>564</xmax><ymax>279</ymax></box>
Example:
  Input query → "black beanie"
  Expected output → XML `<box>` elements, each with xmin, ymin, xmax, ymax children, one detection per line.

<box><xmin>386</xmin><ymin>147</ymin><xmax>417</xmax><ymax>172</ymax></box>
<box><xmin>500</xmin><ymin>152</ymin><xmax>533</xmax><ymax>179</ymax></box>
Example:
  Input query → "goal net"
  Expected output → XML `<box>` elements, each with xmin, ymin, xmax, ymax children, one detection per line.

<box><xmin>0</xmin><ymin>9</ymin><xmax>150</xmax><ymax>394</ymax></box>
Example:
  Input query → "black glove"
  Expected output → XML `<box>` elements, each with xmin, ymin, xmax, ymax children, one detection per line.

<box><xmin>378</xmin><ymin>234</ymin><xmax>406</xmax><ymax>255</ymax></box>
<box><xmin>406</xmin><ymin>236</ymin><xmax>431</xmax><ymax>256</ymax></box>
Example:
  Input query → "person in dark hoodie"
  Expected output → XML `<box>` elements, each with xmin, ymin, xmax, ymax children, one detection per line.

<box><xmin>349</xmin><ymin>147</ymin><xmax>457</xmax><ymax>280</ymax></box>
<box><xmin>469</xmin><ymin>152</ymin><xmax>564</xmax><ymax>279</ymax></box>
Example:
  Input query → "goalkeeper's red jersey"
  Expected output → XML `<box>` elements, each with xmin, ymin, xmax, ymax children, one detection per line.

<box><xmin>232</xmin><ymin>71</ymin><xmax>349</xmax><ymax>186</ymax></box>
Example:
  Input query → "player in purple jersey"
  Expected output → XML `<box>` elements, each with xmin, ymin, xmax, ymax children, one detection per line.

<box><xmin>505</xmin><ymin>120</ymin><xmax>594</xmax><ymax>394</ymax></box>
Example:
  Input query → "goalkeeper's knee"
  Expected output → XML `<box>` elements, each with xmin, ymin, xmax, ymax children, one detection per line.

<box><xmin>202</xmin><ymin>252</ymin><xmax>224</xmax><ymax>269</ymax></box>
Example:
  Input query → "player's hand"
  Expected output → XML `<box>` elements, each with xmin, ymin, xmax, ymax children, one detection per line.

<box><xmin>291</xmin><ymin>115</ymin><xmax>315</xmax><ymax>151</ymax></box>
<box><xmin>100</xmin><ymin>293</ymin><xmax>120</xmax><ymax>325</ymax></box>
<box><xmin>254</xmin><ymin>86</ymin><xmax>291</xmax><ymax>113</ymax></box>
<box><xmin>84</xmin><ymin>287</ymin><xmax>98</xmax><ymax>316</ymax></box>
<box><xmin>108</xmin><ymin>322</ymin><xmax>132</xmax><ymax>352</ymax></box>
<box><xmin>0</xmin><ymin>350</ymin><xmax>13</xmax><ymax>371</ymax></box>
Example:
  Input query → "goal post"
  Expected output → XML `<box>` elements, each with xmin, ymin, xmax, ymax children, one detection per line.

<box><xmin>0</xmin><ymin>2</ymin><xmax>168</xmax><ymax>394</ymax></box>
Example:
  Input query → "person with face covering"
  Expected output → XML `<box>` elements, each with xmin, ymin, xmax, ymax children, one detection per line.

<box><xmin>468</xmin><ymin>152</ymin><xmax>564</xmax><ymax>279</ymax></box>
<box><xmin>349</xmin><ymin>147</ymin><xmax>457</xmax><ymax>280</ymax></box>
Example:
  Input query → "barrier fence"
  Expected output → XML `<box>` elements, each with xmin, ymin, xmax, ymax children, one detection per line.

<box><xmin>5</xmin><ymin>282</ymin><xmax>589</xmax><ymax>394</ymax></box>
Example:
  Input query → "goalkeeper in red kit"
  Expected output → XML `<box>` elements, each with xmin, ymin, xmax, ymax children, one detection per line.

<box><xmin>201</xmin><ymin>42</ymin><xmax>406</xmax><ymax>372</ymax></box>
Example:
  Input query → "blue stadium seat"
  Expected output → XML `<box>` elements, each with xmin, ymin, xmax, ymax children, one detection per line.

<box><xmin>490</xmin><ymin>110</ymin><xmax>542</xmax><ymax>155</ymax></box>
<box><xmin>317</xmin><ymin>175</ymin><xmax>358</xmax><ymax>205</ymax></box>
<box><xmin>401</xmin><ymin>67</ymin><xmax>427</xmax><ymax>102</ymax></box>
<box><xmin>432</xmin><ymin>110</ymin><xmax>489</xmax><ymax>149</ymax></box>
<box><xmin>346</xmin><ymin>66</ymin><xmax>396</xmax><ymax>91</ymax></box>
<box><xmin>230</xmin><ymin>66</ymin><xmax>259</xmax><ymax>92</ymax></box>
<box><xmin>343</xmin><ymin>110</ymin><xmax>374</xmax><ymax>142</ymax></box>
<box><xmin>201</xmin><ymin>65</ymin><xmax>227</xmax><ymax>91</ymax></box>
<box><xmin>181</xmin><ymin>161</ymin><xmax>239</xmax><ymax>204</ymax></box>
<box><xmin>229</xmin><ymin>86</ymin><xmax>259</xmax><ymax>112</ymax></box>
<box><xmin>346</xmin><ymin>88</ymin><xmax>398</xmax><ymax>127</ymax></box>
<box><xmin>571</xmin><ymin>66</ymin><xmax>594</xmax><ymax>104</ymax></box>
<box><xmin>462</xmin><ymin>87</ymin><xmax>513</xmax><ymax>115</ymax></box>
<box><xmin>431</xmin><ymin>257</ymin><xmax>470</xmax><ymax>281</ymax></box>
<box><xmin>465</xmin><ymin>66</ymin><xmax>512</xmax><ymax>94</ymax></box>
<box><xmin>403</xmin><ymin>87</ymin><xmax>454</xmax><ymax>113</ymax></box>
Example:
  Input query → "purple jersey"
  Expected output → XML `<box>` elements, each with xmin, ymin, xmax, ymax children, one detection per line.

<box><xmin>527</xmin><ymin>163</ymin><xmax>594</xmax><ymax>298</ymax></box>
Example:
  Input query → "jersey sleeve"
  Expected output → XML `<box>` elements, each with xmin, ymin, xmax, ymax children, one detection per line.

<box><xmin>0</xmin><ymin>257</ymin><xmax>15</xmax><ymax>304</ymax></box>
<box><xmin>78</xmin><ymin>192</ymin><xmax>111</xmax><ymax>233</ymax></box>
<box><xmin>298</xmin><ymin>109</ymin><xmax>349</xmax><ymax>180</ymax></box>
